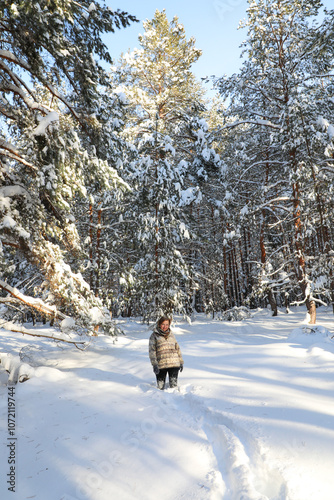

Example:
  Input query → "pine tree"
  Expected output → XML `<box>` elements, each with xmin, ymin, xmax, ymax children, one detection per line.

<box><xmin>110</xmin><ymin>10</ymin><xmax>220</xmax><ymax>320</ymax></box>
<box><xmin>216</xmin><ymin>0</ymin><xmax>334</xmax><ymax>321</ymax></box>
<box><xmin>0</xmin><ymin>0</ymin><xmax>137</xmax><ymax>333</ymax></box>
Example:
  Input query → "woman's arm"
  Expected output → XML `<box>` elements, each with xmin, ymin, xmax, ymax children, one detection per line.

<box><xmin>149</xmin><ymin>334</ymin><xmax>158</xmax><ymax>366</ymax></box>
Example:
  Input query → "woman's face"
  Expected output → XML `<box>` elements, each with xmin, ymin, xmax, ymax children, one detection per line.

<box><xmin>160</xmin><ymin>320</ymin><xmax>170</xmax><ymax>332</ymax></box>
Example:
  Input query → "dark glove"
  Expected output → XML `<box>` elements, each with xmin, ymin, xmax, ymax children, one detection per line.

<box><xmin>153</xmin><ymin>365</ymin><xmax>160</xmax><ymax>375</ymax></box>
<box><xmin>179</xmin><ymin>364</ymin><xmax>183</xmax><ymax>372</ymax></box>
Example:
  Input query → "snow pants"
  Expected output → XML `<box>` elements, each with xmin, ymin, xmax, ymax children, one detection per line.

<box><xmin>156</xmin><ymin>367</ymin><xmax>179</xmax><ymax>390</ymax></box>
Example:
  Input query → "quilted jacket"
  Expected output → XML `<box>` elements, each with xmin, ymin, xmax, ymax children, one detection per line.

<box><xmin>149</xmin><ymin>328</ymin><xmax>184</xmax><ymax>370</ymax></box>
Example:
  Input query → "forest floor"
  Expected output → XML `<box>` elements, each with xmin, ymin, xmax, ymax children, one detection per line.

<box><xmin>1</xmin><ymin>306</ymin><xmax>334</xmax><ymax>500</ymax></box>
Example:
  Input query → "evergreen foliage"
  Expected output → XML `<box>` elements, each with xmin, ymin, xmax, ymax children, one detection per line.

<box><xmin>215</xmin><ymin>0</ymin><xmax>334</xmax><ymax>322</ymax></box>
<box><xmin>1</xmin><ymin>1</ymin><xmax>334</xmax><ymax>334</ymax></box>
<box><xmin>110</xmin><ymin>10</ymin><xmax>221</xmax><ymax>320</ymax></box>
<box><xmin>0</xmin><ymin>0</ymin><xmax>136</xmax><ymax>334</ymax></box>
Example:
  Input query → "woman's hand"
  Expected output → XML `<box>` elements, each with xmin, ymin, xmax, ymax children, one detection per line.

<box><xmin>153</xmin><ymin>365</ymin><xmax>160</xmax><ymax>375</ymax></box>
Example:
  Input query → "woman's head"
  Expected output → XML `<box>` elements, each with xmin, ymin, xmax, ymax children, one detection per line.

<box><xmin>158</xmin><ymin>316</ymin><xmax>171</xmax><ymax>332</ymax></box>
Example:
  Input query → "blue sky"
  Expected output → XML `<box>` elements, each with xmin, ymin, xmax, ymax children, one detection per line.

<box><xmin>104</xmin><ymin>0</ymin><xmax>249</xmax><ymax>89</ymax></box>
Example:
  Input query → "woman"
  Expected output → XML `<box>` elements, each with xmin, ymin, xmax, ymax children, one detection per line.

<box><xmin>149</xmin><ymin>316</ymin><xmax>184</xmax><ymax>390</ymax></box>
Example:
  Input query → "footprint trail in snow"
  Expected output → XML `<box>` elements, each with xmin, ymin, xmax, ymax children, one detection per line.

<box><xmin>138</xmin><ymin>383</ymin><xmax>287</xmax><ymax>500</ymax></box>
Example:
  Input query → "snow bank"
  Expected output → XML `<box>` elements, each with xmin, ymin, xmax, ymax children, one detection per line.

<box><xmin>289</xmin><ymin>324</ymin><xmax>332</xmax><ymax>344</ymax></box>
<box><xmin>0</xmin><ymin>352</ymin><xmax>34</xmax><ymax>384</ymax></box>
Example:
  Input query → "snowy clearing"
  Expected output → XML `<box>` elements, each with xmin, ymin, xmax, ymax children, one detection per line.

<box><xmin>1</xmin><ymin>307</ymin><xmax>334</xmax><ymax>500</ymax></box>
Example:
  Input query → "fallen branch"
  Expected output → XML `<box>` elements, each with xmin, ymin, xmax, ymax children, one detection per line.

<box><xmin>0</xmin><ymin>320</ymin><xmax>88</xmax><ymax>348</ymax></box>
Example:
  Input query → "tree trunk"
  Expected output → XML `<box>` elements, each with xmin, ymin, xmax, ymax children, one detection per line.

<box><xmin>292</xmin><ymin>181</ymin><xmax>316</xmax><ymax>324</ymax></box>
<box><xmin>95</xmin><ymin>206</ymin><xmax>102</xmax><ymax>297</ymax></box>
<box><xmin>268</xmin><ymin>289</ymin><xmax>278</xmax><ymax>316</ymax></box>
<box><xmin>89</xmin><ymin>203</ymin><xmax>94</xmax><ymax>288</ymax></box>
<box><xmin>259</xmin><ymin>209</ymin><xmax>278</xmax><ymax>316</ymax></box>
<box><xmin>306</xmin><ymin>298</ymin><xmax>316</xmax><ymax>324</ymax></box>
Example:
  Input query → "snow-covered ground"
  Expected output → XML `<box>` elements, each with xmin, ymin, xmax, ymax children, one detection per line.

<box><xmin>1</xmin><ymin>307</ymin><xmax>334</xmax><ymax>500</ymax></box>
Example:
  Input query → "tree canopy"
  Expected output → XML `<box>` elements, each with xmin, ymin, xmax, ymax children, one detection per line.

<box><xmin>0</xmin><ymin>0</ymin><xmax>136</xmax><ymax>334</ymax></box>
<box><xmin>1</xmin><ymin>1</ymin><xmax>334</xmax><ymax>336</ymax></box>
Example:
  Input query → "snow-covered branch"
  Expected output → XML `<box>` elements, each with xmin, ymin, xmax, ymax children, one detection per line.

<box><xmin>291</xmin><ymin>296</ymin><xmax>327</xmax><ymax>308</ymax></box>
<box><xmin>0</xmin><ymin>50</ymin><xmax>83</xmax><ymax>128</ymax></box>
<box><xmin>0</xmin><ymin>279</ymin><xmax>66</xmax><ymax>322</ymax></box>
<box><xmin>0</xmin><ymin>321</ymin><xmax>88</xmax><ymax>348</ymax></box>
<box><xmin>0</xmin><ymin>139</ymin><xmax>38</xmax><ymax>171</ymax></box>
<box><xmin>223</xmin><ymin>119</ymin><xmax>280</xmax><ymax>130</ymax></box>
<box><xmin>0</xmin><ymin>49</ymin><xmax>32</xmax><ymax>72</ymax></box>
<box><xmin>0</xmin><ymin>352</ymin><xmax>34</xmax><ymax>384</ymax></box>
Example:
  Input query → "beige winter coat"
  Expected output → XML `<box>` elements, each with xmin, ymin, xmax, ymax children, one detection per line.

<box><xmin>149</xmin><ymin>329</ymin><xmax>184</xmax><ymax>370</ymax></box>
